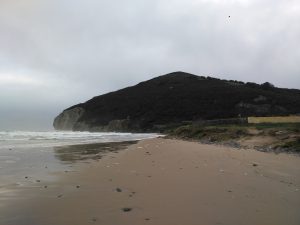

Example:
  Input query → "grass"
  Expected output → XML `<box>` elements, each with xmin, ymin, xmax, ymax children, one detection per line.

<box><xmin>168</xmin><ymin>124</ymin><xmax>249</xmax><ymax>142</ymax></box>
<box><xmin>277</xmin><ymin>138</ymin><xmax>300</xmax><ymax>152</ymax></box>
<box><xmin>166</xmin><ymin>122</ymin><xmax>300</xmax><ymax>153</ymax></box>
<box><xmin>252</xmin><ymin>123</ymin><xmax>300</xmax><ymax>130</ymax></box>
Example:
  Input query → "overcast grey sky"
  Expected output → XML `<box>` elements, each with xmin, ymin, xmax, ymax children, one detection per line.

<box><xmin>0</xmin><ymin>0</ymin><xmax>299</xmax><ymax>130</ymax></box>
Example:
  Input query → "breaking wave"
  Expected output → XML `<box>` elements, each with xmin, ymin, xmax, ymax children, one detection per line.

<box><xmin>0</xmin><ymin>131</ymin><xmax>161</xmax><ymax>149</ymax></box>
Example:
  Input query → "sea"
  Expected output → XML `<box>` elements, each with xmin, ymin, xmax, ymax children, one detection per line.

<box><xmin>0</xmin><ymin>131</ymin><xmax>160</xmax><ymax>205</ymax></box>
<box><xmin>0</xmin><ymin>130</ymin><xmax>160</xmax><ymax>150</ymax></box>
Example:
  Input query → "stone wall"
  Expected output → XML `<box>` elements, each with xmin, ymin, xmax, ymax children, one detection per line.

<box><xmin>248</xmin><ymin>116</ymin><xmax>300</xmax><ymax>124</ymax></box>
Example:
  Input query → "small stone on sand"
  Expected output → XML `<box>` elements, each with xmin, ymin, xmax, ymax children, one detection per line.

<box><xmin>122</xmin><ymin>207</ymin><xmax>132</xmax><ymax>212</ymax></box>
<box><xmin>116</xmin><ymin>188</ymin><xmax>122</xmax><ymax>192</ymax></box>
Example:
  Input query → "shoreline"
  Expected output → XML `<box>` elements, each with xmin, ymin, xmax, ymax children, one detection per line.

<box><xmin>1</xmin><ymin>137</ymin><xmax>300</xmax><ymax>225</ymax></box>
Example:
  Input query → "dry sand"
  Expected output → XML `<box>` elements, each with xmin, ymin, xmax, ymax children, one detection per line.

<box><xmin>1</xmin><ymin>138</ymin><xmax>300</xmax><ymax>225</ymax></box>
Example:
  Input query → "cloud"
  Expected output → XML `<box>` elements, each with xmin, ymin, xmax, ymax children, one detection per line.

<box><xmin>0</xmin><ymin>73</ymin><xmax>42</xmax><ymax>85</ymax></box>
<box><xmin>0</xmin><ymin>0</ymin><xmax>299</xmax><ymax>130</ymax></box>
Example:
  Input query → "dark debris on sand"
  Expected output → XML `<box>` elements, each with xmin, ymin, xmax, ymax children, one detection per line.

<box><xmin>122</xmin><ymin>207</ymin><xmax>132</xmax><ymax>212</ymax></box>
<box><xmin>116</xmin><ymin>188</ymin><xmax>122</xmax><ymax>192</ymax></box>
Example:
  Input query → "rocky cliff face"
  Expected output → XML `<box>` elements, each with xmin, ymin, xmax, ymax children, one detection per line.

<box><xmin>53</xmin><ymin>107</ymin><xmax>131</xmax><ymax>132</ymax></box>
<box><xmin>53</xmin><ymin>72</ymin><xmax>300</xmax><ymax>132</ymax></box>
<box><xmin>53</xmin><ymin>107</ymin><xmax>85</xmax><ymax>130</ymax></box>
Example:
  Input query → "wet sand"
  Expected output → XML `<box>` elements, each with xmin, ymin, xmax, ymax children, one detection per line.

<box><xmin>1</xmin><ymin>138</ymin><xmax>300</xmax><ymax>225</ymax></box>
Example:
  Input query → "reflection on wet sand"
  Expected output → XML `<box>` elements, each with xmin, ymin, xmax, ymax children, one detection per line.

<box><xmin>54</xmin><ymin>141</ymin><xmax>137</xmax><ymax>163</ymax></box>
<box><xmin>0</xmin><ymin>141</ymin><xmax>139</xmax><ymax>225</ymax></box>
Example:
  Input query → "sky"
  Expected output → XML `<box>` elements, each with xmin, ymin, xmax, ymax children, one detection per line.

<box><xmin>0</xmin><ymin>0</ymin><xmax>300</xmax><ymax>130</ymax></box>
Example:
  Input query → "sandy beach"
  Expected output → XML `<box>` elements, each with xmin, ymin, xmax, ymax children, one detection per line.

<box><xmin>1</xmin><ymin>138</ymin><xmax>300</xmax><ymax>225</ymax></box>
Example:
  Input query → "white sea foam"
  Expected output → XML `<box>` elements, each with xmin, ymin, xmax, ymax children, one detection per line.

<box><xmin>0</xmin><ymin>131</ymin><xmax>161</xmax><ymax>149</ymax></box>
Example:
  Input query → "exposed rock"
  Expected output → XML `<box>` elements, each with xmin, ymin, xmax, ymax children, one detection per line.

<box><xmin>107</xmin><ymin>119</ymin><xmax>130</xmax><ymax>131</ymax></box>
<box><xmin>253</xmin><ymin>95</ymin><xmax>267</xmax><ymax>102</ymax></box>
<box><xmin>53</xmin><ymin>107</ymin><xmax>85</xmax><ymax>130</ymax></box>
<box><xmin>235</xmin><ymin>102</ymin><xmax>273</xmax><ymax>114</ymax></box>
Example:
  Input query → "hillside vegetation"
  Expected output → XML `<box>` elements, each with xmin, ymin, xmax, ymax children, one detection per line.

<box><xmin>54</xmin><ymin>72</ymin><xmax>300</xmax><ymax>132</ymax></box>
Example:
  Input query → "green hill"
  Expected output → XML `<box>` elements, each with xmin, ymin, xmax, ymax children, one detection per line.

<box><xmin>53</xmin><ymin>72</ymin><xmax>300</xmax><ymax>132</ymax></box>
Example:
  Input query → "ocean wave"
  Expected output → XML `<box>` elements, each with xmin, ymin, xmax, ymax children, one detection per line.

<box><xmin>0</xmin><ymin>131</ymin><xmax>161</xmax><ymax>149</ymax></box>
